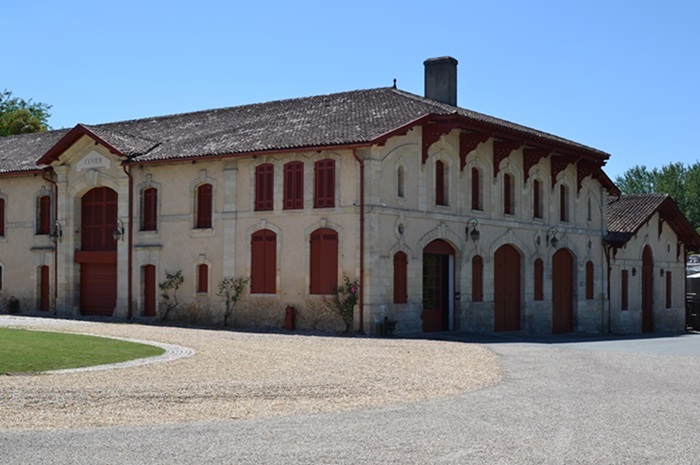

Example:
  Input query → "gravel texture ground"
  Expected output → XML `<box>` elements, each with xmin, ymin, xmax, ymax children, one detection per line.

<box><xmin>0</xmin><ymin>315</ymin><xmax>501</xmax><ymax>432</ymax></box>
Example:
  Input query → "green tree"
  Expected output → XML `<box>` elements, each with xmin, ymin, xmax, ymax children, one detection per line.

<box><xmin>0</xmin><ymin>90</ymin><xmax>52</xmax><ymax>137</ymax></box>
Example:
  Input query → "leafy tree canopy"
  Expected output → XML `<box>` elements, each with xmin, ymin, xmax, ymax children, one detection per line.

<box><xmin>0</xmin><ymin>90</ymin><xmax>52</xmax><ymax>137</ymax></box>
<box><xmin>615</xmin><ymin>162</ymin><xmax>700</xmax><ymax>229</ymax></box>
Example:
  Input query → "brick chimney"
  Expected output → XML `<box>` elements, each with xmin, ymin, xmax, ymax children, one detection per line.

<box><xmin>424</xmin><ymin>56</ymin><xmax>458</xmax><ymax>106</ymax></box>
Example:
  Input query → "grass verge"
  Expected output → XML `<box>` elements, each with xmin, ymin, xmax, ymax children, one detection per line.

<box><xmin>0</xmin><ymin>328</ymin><xmax>165</xmax><ymax>374</ymax></box>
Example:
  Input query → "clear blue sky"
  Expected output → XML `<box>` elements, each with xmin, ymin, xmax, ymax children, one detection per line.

<box><xmin>4</xmin><ymin>0</ymin><xmax>698</xmax><ymax>180</ymax></box>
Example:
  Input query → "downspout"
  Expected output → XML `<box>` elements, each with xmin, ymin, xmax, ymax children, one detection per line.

<box><xmin>42</xmin><ymin>168</ymin><xmax>59</xmax><ymax>314</ymax></box>
<box><xmin>122</xmin><ymin>163</ymin><xmax>134</xmax><ymax>319</ymax></box>
<box><xmin>352</xmin><ymin>148</ymin><xmax>365</xmax><ymax>333</ymax></box>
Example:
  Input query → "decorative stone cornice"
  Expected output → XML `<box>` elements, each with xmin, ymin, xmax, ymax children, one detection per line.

<box><xmin>493</xmin><ymin>140</ymin><xmax>522</xmax><ymax>178</ymax></box>
<box><xmin>459</xmin><ymin>132</ymin><xmax>490</xmax><ymax>171</ymax></box>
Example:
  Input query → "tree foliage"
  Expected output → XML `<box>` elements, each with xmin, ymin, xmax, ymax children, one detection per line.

<box><xmin>0</xmin><ymin>90</ymin><xmax>52</xmax><ymax>137</ymax></box>
<box><xmin>615</xmin><ymin>162</ymin><xmax>700</xmax><ymax>229</ymax></box>
<box><xmin>217</xmin><ymin>276</ymin><xmax>249</xmax><ymax>327</ymax></box>
<box><xmin>159</xmin><ymin>270</ymin><xmax>184</xmax><ymax>322</ymax></box>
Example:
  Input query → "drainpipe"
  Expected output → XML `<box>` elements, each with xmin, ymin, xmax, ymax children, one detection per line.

<box><xmin>42</xmin><ymin>168</ymin><xmax>59</xmax><ymax>314</ymax></box>
<box><xmin>122</xmin><ymin>163</ymin><xmax>134</xmax><ymax>319</ymax></box>
<box><xmin>352</xmin><ymin>148</ymin><xmax>365</xmax><ymax>333</ymax></box>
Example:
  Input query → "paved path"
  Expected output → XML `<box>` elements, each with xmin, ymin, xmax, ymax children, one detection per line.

<box><xmin>2</xmin><ymin>332</ymin><xmax>700</xmax><ymax>464</ymax></box>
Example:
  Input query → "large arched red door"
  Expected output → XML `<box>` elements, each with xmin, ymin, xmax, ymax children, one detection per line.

<box><xmin>552</xmin><ymin>248</ymin><xmax>574</xmax><ymax>333</ymax></box>
<box><xmin>422</xmin><ymin>239</ymin><xmax>454</xmax><ymax>332</ymax></box>
<box><xmin>642</xmin><ymin>246</ymin><xmax>654</xmax><ymax>332</ymax></box>
<box><xmin>494</xmin><ymin>244</ymin><xmax>521</xmax><ymax>331</ymax></box>
<box><xmin>76</xmin><ymin>187</ymin><xmax>118</xmax><ymax>316</ymax></box>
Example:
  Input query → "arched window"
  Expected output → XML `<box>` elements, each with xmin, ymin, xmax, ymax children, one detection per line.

<box><xmin>472</xmin><ymin>255</ymin><xmax>483</xmax><ymax>302</ymax></box>
<box><xmin>397</xmin><ymin>166</ymin><xmax>405</xmax><ymax>198</ymax></box>
<box><xmin>586</xmin><ymin>261</ymin><xmax>594</xmax><ymax>300</ymax></box>
<box><xmin>534</xmin><ymin>259</ymin><xmax>544</xmax><ymax>301</ymax></box>
<box><xmin>503</xmin><ymin>173</ymin><xmax>513</xmax><ymax>215</ymax></box>
<box><xmin>283</xmin><ymin>161</ymin><xmax>304</xmax><ymax>210</ymax></box>
<box><xmin>197</xmin><ymin>263</ymin><xmax>209</xmax><ymax>293</ymax></box>
<box><xmin>314</xmin><ymin>159</ymin><xmax>335</xmax><ymax>208</ymax></box>
<box><xmin>81</xmin><ymin>187</ymin><xmax>117</xmax><ymax>251</ymax></box>
<box><xmin>560</xmin><ymin>184</ymin><xmax>569</xmax><ymax>222</ymax></box>
<box><xmin>587</xmin><ymin>197</ymin><xmax>592</xmax><ymax>222</ymax></box>
<box><xmin>251</xmin><ymin>229</ymin><xmax>277</xmax><ymax>294</ymax></box>
<box><xmin>533</xmin><ymin>179</ymin><xmax>543</xmax><ymax>219</ymax></box>
<box><xmin>393</xmin><ymin>251</ymin><xmax>408</xmax><ymax>303</ymax></box>
<box><xmin>436</xmin><ymin>160</ymin><xmax>447</xmax><ymax>206</ymax></box>
<box><xmin>37</xmin><ymin>195</ymin><xmax>51</xmax><ymax>234</ymax></box>
<box><xmin>255</xmin><ymin>163</ymin><xmax>274</xmax><ymax>211</ymax></box>
<box><xmin>141</xmin><ymin>187</ymin><xmax>158</xmax><ymax>231</ymax></box>
<box><xmin>471</xmin><ymin>167</ymin><xmax>482</xmax><ymax>211</ymax></box>
<box><xmin>196</xmin><ymin>183</ymin><xmax>213</xmax><ymax>229</ymax></box>
<box><xmin>310</xmin><ymin>228</ymin><xmax>338</xmax><ymax>294</ymax></box>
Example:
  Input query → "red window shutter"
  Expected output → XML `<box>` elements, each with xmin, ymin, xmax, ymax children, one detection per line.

<box><xmin>533</xmin><ymin>180</ymin><xmax>541</xmax><ymax>218</ymax></box>
<box><xmin>284</xmin><ymin>162</ymin><xmax>304</xmax><ymax>210</ymax></box>
<box><xmin>0</xmin><ymin>198</ymin><xmax>4</xmax><ymax>236</ymax></box>
<box><xmin>144</xmin><ymin>265</ymin><xmax>156</xmax><ymax>317</ymax></box>
<box><xmin>142</xmin><ymin>188</ymin><xmax>157</xmax><ymax>231</ymax></box>
<box><xmin>310</xmin><ymin>228</ymin><xmax>338</xmax><ymax>294</ymax></box>
<box><xmin>393</xmin><ymin>252</ymin><xmax>408</xmax><ymax>304</ymax></box>
<box><xmin>560</xmin><ymin>185</ymin><xmax>567</xmax><ymax>221</ymax></box>
<box><xmin>81</xmin><ymin>187</ymin><xmax>117</xmax><ymax>251</ymax></box>
<box><xmin>40</xmin><ymin>265</ymin><xmax>50</xmax><ymax>311</ymax></box>
<box><xmin>621</xmin><ymin>270</ymin><xmax>629</xmax><ymax>311</ymax></box>
<box><xmin>436</xmin><ymin>160</ymin><xmax>445</xmax><ymax>206</ymax></box>
<box><xmin>38</xmin><ymin>195</ymin><xmax>51</xmax><ymax>234</ymax></box>
<box><xmin>251</xmin><ymin>229</ymin><xmax>276</xmax><ymax>294</ymax></box>
<box><xmin>197</xmin><ymin>184</ymin><xmax>212</xmax><ymax>228</ymax></box>
<box><xmin>472</xmin><ymin>255</ymin><xmax>483</xmax><ymax>302</ymax></box>
<box><xmin>534</xmin><ymin>259</ymin><xmax>544</xmax><ymax>301</ymax></box>
<box><xmin>503</xmin><ymin>174</ymin><xmax>512</xmax><ymax>215</ymax></box>
<box><xmin>471</xmin><ymin>168</ymin><xmax>480</xmax><ymax>211</ymax></box>
<box><xmin>255</xmin><ymin>164</ymin><xmax>274</xmax><ymax>211</ymax></box>
<box><xmin>198</xmin><ymin>264</ymin><xmax>208</xmax><ymax>293</ymax></box>
<box><xmin>314</xmin><ymin>159</ymin><xmax>335</xmax><ymax>208</ymax></box>
<box><xmin>666</xmin><ymin>271</ymin><xmax>672</xmax><ymax>308</ymax></box>
<box><xmin>586</xmin><ymin>261</ymin><xmax>594</xmax><ymax>300</ymax></box>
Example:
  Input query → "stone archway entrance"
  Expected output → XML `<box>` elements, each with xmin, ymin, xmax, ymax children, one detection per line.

<box><xmin>422</xmin><ymin>239</ymin><xmax>455</xmax><ymax>332</ymax></box>
<box><xmin>552</xmin><ymin>248</ymin><xmax>574</xmax><ymax>333</ymax></box>
<box><xmin>642</xmin><ymin>246</ymin><xmax>654</xmax><ymax>332</ymax></box>
<box><xmin>494</xmin><ymin>244</ymin><xmax>521</xmax><ymax>332</ymax></box>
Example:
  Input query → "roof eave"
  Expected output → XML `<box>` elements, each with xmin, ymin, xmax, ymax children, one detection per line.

<box><xmin>36</xmin><ymin>124</ymin><xmax>124</xmax><ymax>166</ymax></box>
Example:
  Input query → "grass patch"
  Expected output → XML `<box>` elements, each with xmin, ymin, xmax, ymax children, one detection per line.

<box><xmin>0</xmin><ymin>328</ymin><xmax>165</xmax><ymax>374</ymax></box>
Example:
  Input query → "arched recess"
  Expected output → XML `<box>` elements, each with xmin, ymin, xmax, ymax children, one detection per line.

<box><xmin>494</xmin><ymin>244</ymin><xmax>521</xmax><ymax>331</ymax></box>
<box><xmin>422</xmin><ymin>239</ymin><xmax>455</xmax><ymax>332</ymax></box>
<box><xmin>552</xmin><ymin>248</ymin><xmax>575</xmax><ymax>333</ymax></box>
<box><xmin>77</xmin><ymin>186</ymin><xmax>118</xmax><ymax>316</ymax></box>
<box><xmin>642</xmin><ymin>245</ymin><xmax>654</xmax><ymax>332</ymax></box>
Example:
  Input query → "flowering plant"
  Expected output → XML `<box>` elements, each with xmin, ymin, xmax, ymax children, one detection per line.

<box><xmin>331</xmin><ymin>275</ymin><xmax>359</xmax><ymax>332</ymax></box>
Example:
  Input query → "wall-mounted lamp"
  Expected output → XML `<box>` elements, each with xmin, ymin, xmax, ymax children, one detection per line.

<box><xmin>660</xmin><ymin>269</ymin><xmax>665</xmax><ymax>277</ymax></box>
<box><xmin>50</xmin><ymin>221</ymin><xmax>62</xmax><ymax>244</ymax></box>
<box><xmin>113</xmin><ymin>219</ymin><xmax>125</xmax><ymax>242</ymax></box>
<box><xmin>632</xmin><ymin>267</ymin><xmax>637</xmax><ymax>277</ymax></box>
<box><xmin>466</xmin><ymin>218</ymin><xmax>480</xmax><ymax>243</ymax></box>
<box><xmin>546</xmin><ymin>227</ymin><xmax>559</xmax><ymax>248</ymax></box>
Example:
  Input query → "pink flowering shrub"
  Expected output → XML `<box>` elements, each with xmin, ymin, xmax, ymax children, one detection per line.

<box><xmin>331</xmin><ymin>275</ymin><xmax>359</xmax><ymax>332</ymax></box>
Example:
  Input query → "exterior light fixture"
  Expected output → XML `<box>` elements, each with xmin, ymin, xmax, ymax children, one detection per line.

<box><xmin>50</xmin><ymin>221</ymin><xmax>62</xmax><ymax>244</ymax></box>
<box><xmin>546</xmin><ymin>227</ymin><xmax>559</xmax><ymax>248</ymax></box>
<box><xmin>466</xmin><ymin>218</ymin><xmax>480</xmax><ymax>243</ymax></box>
<box><xmin>113</xmin><ymin>219</ymin><xmax>125</xmax><ymax>242</ymax></box>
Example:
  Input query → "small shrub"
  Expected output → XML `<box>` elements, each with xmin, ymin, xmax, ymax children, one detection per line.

<box><xmin>159</xmin><ymin>270</ymin><xmax>183</xmax><ymax>322</ymax></box>
<box><xmin>329</xmin><ymin>276</ymin><xmax>359</xmax><ymax>332</ymax></box>
<box><xmin>217</xmin><ymin>276</ymin><xmax>249</xmax><ymax>327</ymax></box>
<box><xmin>4</xmin><ymin>296</ymin><xmax>20</xmax><ymax>314</ymax></box>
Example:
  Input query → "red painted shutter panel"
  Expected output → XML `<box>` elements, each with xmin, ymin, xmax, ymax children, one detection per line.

<box><xmin>197</xmin><ymin>184</ymin><xmax>212</xmax><ymax>228</ymax></box>
<box><xmin>534</xmin><ymin>259</ymin><xmax>543</xmax><ymax>301</ymax></box>
<box><xmin>471</xmin><ymin>168</ymin><xmax>480</xmax><ymax>210</ymax></box>
<box><xmin>435</xmin><ymin>161</ymin><xmax>445</xmax><ymax>206</ymax></box>
<box><xmin>503</xmin><ymin>174</ymin><xmax>512</xmax><ymax>215</ymax></box>
<box><xmin>38</xmin><ymin>195</ymin><xmax>51</xmax><ymax>234</ymax></box>
<box><xmin>666</xmin><ymin>271</ymin><xmax>672</xmax><ymax>308</ymax></box>
<box><xmin>255</xmin><ymin>164</ymin><xmax>273</xmax><ymax>211</ymax></box>
<box><xmin>472</xmin><ymin>255</ymin><xmax>483</xmax><ymax>302</ymax></box>
<box><xmin>621</xmin><ymin>270</ymin><xmax>629</xmax><ymax>310</ymax></box>
<box><xmin>314</xmin><ymin>159</ymin><xmax>335</xmax><ymax>208</ymax></box>
<box><xmin>144</xmin><ymin>265</ymin><xmax>156</xmax><ymax>317</ymax></box>
<box><xmin>533</xmin><ymin>180</ymin><xmax>541</xmax><ymax>218</ymax></box>
<box><xmin>251</xmin><ymin>230</ymin><xmax>277</xmax><ymax>294</ymax></box>
<box><xmin>310</xmin><ymin>228</ymin><xmax>337</xmax><ymax>294</ymax></box>
<box><xmin>0</xmin><ymin>198</ymin><xmax>4</xmax><ymax>236</ymax></box>
<box><xmin>142</xmin><ymin>188</ymin><xmax>157</xmax><ymax>231</ymax></box>
<box><xmin>586</xmin><ymin>261</ymin><xmax>594</xmax><ymax>300</ymax></box>
<box><xmin>198</xmin><ymin>264</ymin><xmax>208</xmax><ymax>293</ymax></box>
<box><xmin>393</xmin><ymin>252</ymin><xmax>408</xmax><ymax>304</ymax></box>
<box><xmin>560</xmin><ymin>185</ymin><xmax>566</xmax><ymax>221</ymax></box>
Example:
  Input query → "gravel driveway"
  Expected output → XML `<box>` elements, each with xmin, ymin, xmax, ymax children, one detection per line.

<box><xmin>0</xmin><ymin>315</ymin><xmax>500</xmax><ymax>431</ymax></box>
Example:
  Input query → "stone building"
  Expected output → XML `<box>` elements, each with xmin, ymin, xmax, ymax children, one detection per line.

<box><xmin>0</xmin><ymin>57</ymin><xmax>697</xmax><ymax>334</ymax></box>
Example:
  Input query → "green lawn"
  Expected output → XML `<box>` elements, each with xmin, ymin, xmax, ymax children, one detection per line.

<box><xmin>0</xmin><ymin>328</ymin><xmax>165</xmax><ymax>374</ymax></box>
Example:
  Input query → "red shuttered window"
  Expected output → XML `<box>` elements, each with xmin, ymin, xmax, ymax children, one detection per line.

<box><xmin>0</xmin><ymin>198</ymin><xmax>4</xmax><ymax>236</ymax></box>
<box><xmin>666</xmin><ymin>271</ymin><xmax>672</xmax><ymax>308</ymax></box>
<box><xmin>255</xmin><ymin>164</ymin><xmax>274</xmax><ymax>211</ymax></box>
<box><xmin>196</xmin><ymin>184</ymin><xmax>212</xmax><ymax>229</ymax></box>
<box><xmin>310</xmin><ymin>228</ymin><xmax>338</xmax><ymax>294</ymax></box>
<box><xmin>251</xmin><ymin>229</ymin><xmax>277</xmax><ymax>294</ymax></box>
<box><xmin>533</xmin><ymin>179</ymin><xmax>542</xmax><ymax>219</ymax></box>
<box><xmin>534</xmin><ymin>259</ymin><xmax>544</xmax><ymax>301</ymax></box>
<box><xmin>503</xmin><ymin>173</ymin><xmax>513</xmax><ymax>215</ymax></box>
<box><xmin>197</xmin><ymin>264</ymin><xmax>208</xmax><ymax>293</ymax></box>
<box><xmin>314</xmin><ymin>159</ymin><xmax>335</xmax><ymax>208</ymax></box>
<box><xmin>586</xmin><ymin>261</ymin><xmax>594</xmax><ymax>300</ymax></box>
<box><xmin>141</xmin><ymin>187</ymin><xmax>158</xmax><ymax>231</ymax></box>
<box><xmin>472</xmin><ymin>255</ymin><xmax>483</xmax><ymax>302</ymax></box>
<box><xmin>81</xmin><ymin>187</ymin><xmax>117</xmax><ymax>251</ymax></box>
<box><xmin>38</xmin><ymin>195</ymin><xmax>51</xmax><ymax>234</ymax></box>
<box><xmin>393</xmin><ymin>251</ymin><xmax>408</xmax><ymax>304</ymax></box>
<box><xmin>471</xmin><ymin>168</ymin><xmax>482</xmax><ymax>211</ymax></box>
<box><xmin>283</xmin><ymin>161</ymin><xmax>304</xmax><ymax>210</ymax></box>
<box><xmin>436</xmin><ymin>160</ymin><xmax>446</xmax><ymax>206</ymax></box>
<box><xmin>621</xmin><ymin>270</ymin><xmax>629</xmax><ymax>311</ymax></box>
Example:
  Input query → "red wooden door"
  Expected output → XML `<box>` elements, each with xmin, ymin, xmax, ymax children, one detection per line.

<box><xmin>552</xmin><ymin>248</ymin><xmax>574</xmax><ymax>333</ymax></box>
<box><xmin>251</xmin><ymin>229</ymin><xmax>277</xmax><ymax>294</ymax></box>
<box><xmin>642</xmin><ymin>246</ymin><xmax>654</xmax><ymax>332</ymax></box>
<box><xmin>144</xmin><ymin>265</ymin><xmax>156</xmax><ymax>317</ymax></box>
<box><xmin>422</xmin><ymin>240</ymin><xmax>454</xmax><ymax>332</ymax></box>
<box><xmin>494</xmin><ymin>245</ymin><xmax>520</xmax><ymax>331</ymax></box>
<box><xmin>39</xmin><ymin>266</ymin><xmax>50</xmax><ymax>311</ymax></box>
<box><xmin>310</xmin><ymin>228</ymin><xmax>338</xmax><ymax>294</ymax></box>
<box><xmin>79</xmin><ymin>187</ymin><xmax>118</xmax><ymax>316</ymax></box>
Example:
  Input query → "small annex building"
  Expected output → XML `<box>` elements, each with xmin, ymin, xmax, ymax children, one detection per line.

<box><xmin>0</xmin><ymin>56</ymin><xmax>698</xmax><ymax>335</ymax></box>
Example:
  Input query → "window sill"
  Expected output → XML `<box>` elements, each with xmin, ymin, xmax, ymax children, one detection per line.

<box><xmin>190</xmin><ymin>228</ymin><xmax>215</xmax><ymax>238</ymax></box>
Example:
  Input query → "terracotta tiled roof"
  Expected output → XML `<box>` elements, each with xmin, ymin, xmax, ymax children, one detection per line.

<box><xmin>0</xmin><ymin>87</ymin><xmax>611</xmax><ymax>173</ymax></box>
<box><xmin>605</xmin><ymin>194</ymin><xmax>700</xmax><ymax>249</ymax></box>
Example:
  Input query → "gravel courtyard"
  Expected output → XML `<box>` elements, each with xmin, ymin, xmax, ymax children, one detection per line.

<box><xmin>0</xmin><ymin>316</ymin><xmax>500</xmax><ymax>431</ymax></box>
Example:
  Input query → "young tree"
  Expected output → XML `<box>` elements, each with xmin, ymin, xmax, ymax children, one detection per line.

<box><xmin>217</xmin><ymin>276</ymin><xmax>249</xmax><ymax>327</ymax></box>
<box><xmin>159</xmin><ymin>270</ymin><xmax>184</xmax><ymax>322</ymax></box>
<box><xmin>0</xmin><ymin>90</ymin><xmax>52</xmax><ymax>137</ymax></box>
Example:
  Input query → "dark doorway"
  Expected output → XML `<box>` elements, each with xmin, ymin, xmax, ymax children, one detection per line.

<box><xmin>552</xmin><ymin>248</ymin><xmax>574</xmax><ymax>333</ymax></box>
<box><xmin>494</xmin><ymin>244</ymin><xmax>521</xmax><ymax>331</ymax></box>
<box><xmin>422</xmin><ymin>240</ymin><xmax>454</xmax><ymax>332</ymax></box>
